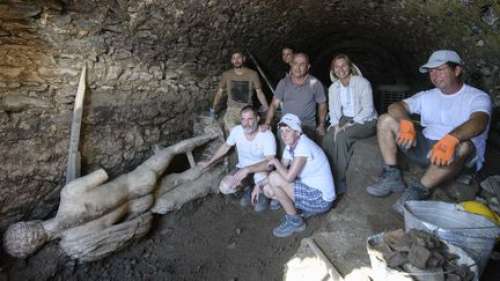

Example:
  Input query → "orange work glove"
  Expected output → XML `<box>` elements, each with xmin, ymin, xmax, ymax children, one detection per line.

<box><xmin>397</xmin><ymin>120</ymin><xmax>416</xmax><ymax>145</ymax></box>
<box><xmin>430</xmin><ymin>134</ymin><xmax>460</xmax><ymax>166</ymax></box>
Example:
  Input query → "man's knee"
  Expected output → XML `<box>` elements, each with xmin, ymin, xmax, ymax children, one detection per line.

<box><xmin>268</xmin><ymin>171</ymin><xmax>283</xmax><ymax>186</ymax></box>
<box><xmin>219</xmin><ymin>175</ymin><xmax>236</xmax><ymax>194</ymax></box>
<box><xmin>456</xmin><ymin>140</ymin><xmax>474</xmax><ymax>158</ymax></box>
<box><xmin>377</xmin><ymin>113</ymin><xmax>397</xmax><ymax>132</ymax></box>
<box><xmin>262</xmin><ymin>185</ymin><xmax>275</xmax><ymax>198</ymax></box>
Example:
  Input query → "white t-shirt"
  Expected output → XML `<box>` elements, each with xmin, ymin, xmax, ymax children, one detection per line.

<box><xmin>404</xmin><ymin>84</ymin><xmax>492</xmax><ymax>170</ymax></box>
<box><xmin>282</xmin><ymin>135</ymin><xmax>336</xmax><ymax>201</ymax></box>
<box><xmin>226</xmin><ymin>125</ymin><xmax>277</xmax><ymax>181</ymax></box>
<box><xmin>340</xmin><ymin>84</ymin><xmax>355</xmax><ymax>117</ymax></box>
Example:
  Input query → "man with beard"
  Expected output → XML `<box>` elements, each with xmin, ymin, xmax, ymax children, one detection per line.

<box><xmin>199</xmin><ymin>105</ymin><xmax>277</xmax><ymax>212</ymax></box>
<box><xmin>211</xmin><ymin>51</ymin><xmax>269</xmax><ymax>131</ymax></box>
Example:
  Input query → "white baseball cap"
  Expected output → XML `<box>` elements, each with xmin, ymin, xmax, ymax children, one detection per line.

<box><xmin>278</xmin><ymin>113</ymin><xmax>302</xmax><ymax>133</ymax></box>
<box><xmin>419</xmin><ymin>50</ymin><xmax>464</xmax><ymax>73</ymax></box>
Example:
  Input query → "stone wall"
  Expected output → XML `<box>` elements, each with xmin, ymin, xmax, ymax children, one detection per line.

<box><xmin>0</xmin><ymin>0</ymin><xmax>499</xmax><ymax>228</ymax></box>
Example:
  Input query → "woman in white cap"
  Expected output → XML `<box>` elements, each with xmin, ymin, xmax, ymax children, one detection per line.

<box><xmin>322</xmin><ymin>54</ymin><xmax>378</xmax><ymax>194</ymax></box>
<box><xmin>261</xmin><ymin>113</ymin><xmax>336</xmax><ymax>238</ymax></box>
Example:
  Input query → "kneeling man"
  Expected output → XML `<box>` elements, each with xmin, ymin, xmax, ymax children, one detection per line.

<box><xmin>199</xmin><ymin>105</ymin><xmax>276</xmax><ymax>212</ymax></box>
<box><xmin>262</xmin><ymin>113</ymin><xmax>336</xmax><ymax>237</ymax></box>
<box><xmin>366</xmin><ymin>50</ymin><xmax>492</xmax><ymax>214</ymax></box>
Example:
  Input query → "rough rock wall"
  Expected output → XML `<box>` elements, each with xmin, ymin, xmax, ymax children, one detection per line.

<box><xmin>0</xmin><ymin>1</ymin><xmax>222</xmax><ymax>227</ymax></box>
<box><xmin>0</xmin><ymin>0</ymin><xmax>499</xmax><ymax>229</ymax></box>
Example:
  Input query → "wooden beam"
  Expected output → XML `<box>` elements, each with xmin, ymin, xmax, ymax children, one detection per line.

<box><xmin>304</xmin><ymin>237</ymin><xmax>344</xmax><ymax>281</ymax></box>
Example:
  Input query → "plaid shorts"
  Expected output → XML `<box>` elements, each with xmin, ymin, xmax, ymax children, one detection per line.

<box><xmin>294</xmin><ymin>181</ymin><xmax>333</xmax><ymax>213</ymax></box>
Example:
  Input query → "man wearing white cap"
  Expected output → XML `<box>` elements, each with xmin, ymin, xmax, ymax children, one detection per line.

<box><xmin>262</xmin><ymin>113</ymin><xmax>336</xmax><ymax>237</ymax></box>
<box><xmin>199</xmin><ymin>105</ymin><xmax>276</xmax><ymax>212</ymax></box>
<box><xmin>366</xmin><ymin>50</ymin><xmax>492</xmax><ymax>214</ymax></box>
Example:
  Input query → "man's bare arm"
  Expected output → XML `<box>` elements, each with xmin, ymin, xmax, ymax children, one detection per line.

<box><xmin>212</xmin><ymin>88</ymin><xmax>224</xmax><ymax>110</ymax></box>
<box><xmin>198</xmin><ymin>143</ymin><xmax>231</xmax><ymax>168</ymax></box>
<box><xmin>387</xmin><ymin>101</ymin><xmax>411</xmax><ymax>122</ymax></box>
<box><xmin>263</xmin><ymin>96</ymin><xmax>280</xmax><ymax>128</ymax></box>
<box><xmin>255</xmin><ymin>88</ymin><xmax>269</xmax><ymax>111</ymax></box>
<box><xmin>449</xmin><ymin>112</ymin><xmax>490</xmax><ymax>141</ymax></box>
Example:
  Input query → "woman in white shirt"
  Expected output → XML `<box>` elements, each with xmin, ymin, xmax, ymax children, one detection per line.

<box><xmin>322</xmin><ymin>54</ymin><xmax>378</xmax><ymax>194</ymax></box>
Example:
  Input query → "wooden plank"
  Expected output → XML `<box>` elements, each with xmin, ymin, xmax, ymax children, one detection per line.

<box><xmin>66</xmin><ymin>65</ymin><xmax>87</xmax><ymax>184</ymax></box>
<box><xmin>304</xmin><ymin>237</ymin><xmax>345</xmax><ymax>281</ymax></box>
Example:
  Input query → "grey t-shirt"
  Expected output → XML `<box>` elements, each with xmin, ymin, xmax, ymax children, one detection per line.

<box><xmin>275</xmin><ymin>74</ymin><xmax>326</xmax><ymax>127</ymax></box>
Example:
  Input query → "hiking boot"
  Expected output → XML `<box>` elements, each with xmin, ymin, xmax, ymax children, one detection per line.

<box><xmin>254</xmin><ymin>194</ymin><xmax>269</xmax><ymax>212</ymax></box>
<box><xmin>270</xmin><ymin>199</ymin><xmax>281</xmax><ymax>210</ymax></box>
<box><xmin>366</xmin><ymin>166</ymin><xmax>406</xmax><ymax>197</ymax></box>
<box><xmin>392</xmin><ymin>182</ymin><xmax>430</xmax><ymax>215</ymax></box>
<box><xmin>272</xmin><ymin>214</ymin><xmax>306</xmax><ymax>238</ymax></box>
<box><xmin>239</xmin><ymin>188</ymin><xmax>252</xmax><ymax>207</ymax></box>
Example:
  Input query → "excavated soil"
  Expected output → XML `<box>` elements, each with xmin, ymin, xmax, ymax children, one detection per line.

<box><xmin>1</xmin><ymin>194</ymin><xmax>324</xmax><ymax>281</ymax></box>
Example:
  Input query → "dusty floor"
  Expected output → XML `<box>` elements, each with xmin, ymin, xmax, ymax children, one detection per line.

<box><xmin>1</xmin><ymin>193</ymin><xmax>325</xmax><ymax>281</ymax></box>
<box><xmin>1</xmin><ymin>138</ymin><xmax>499</xmax><ymax>281</ymax></box>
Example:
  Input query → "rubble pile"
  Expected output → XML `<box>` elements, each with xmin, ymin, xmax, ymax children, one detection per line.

<box><xmin>374</xmin><ymin>229</ymin><xmax>474</xmax><ymax>281</ymax></box>
<box><xmin>478</xmin><ymin>175</ymin><xmax>500</xmax><ymax>214</ymax></box>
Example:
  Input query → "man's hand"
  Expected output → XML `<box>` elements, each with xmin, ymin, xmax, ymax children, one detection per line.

<box><xmin>430</xmin><ymin>134</ymin><xmax>460</xmax><ymax>166</ymax></box>
<box><xmin>251</xmin><ymin>185</ymin><xmax>261</xmax><ymax>205</ymax></box>
<box><xmin>333</xmin><ymin>122</ymin><xmax>354</xmax><ymax>142</ymax></box>
<box><xmin>232</xmin><ymin>168</ymin><xmax>249</xmax><ymax>186</ymax></box>
<box><xmin>316</xmin><ymin>124</ymin><xmax>326</xmax><ymax>137</ymax></box>
<box><xmin>208</xmin><ymin>107</ymin><xmax>216</xmax><ymax>119</ymax></box>
<box><xmin>267</xmin><ymin>157</ymin><xmax>280</xmax><ymax>169</ymax></box>
<box><xmin>397</xmin><ymin>119</ymin><xmax>416</xmax><ymax>149</ymax></box>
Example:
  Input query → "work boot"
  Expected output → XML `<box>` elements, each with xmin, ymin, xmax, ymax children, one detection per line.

<box><xmin>366</xmin><ymin>165</ymin><xmax>406</xmax><ymax>197</ymax></box>
<box><xmin>254</xmin><ymin>193</ymin><xmax>269</xmax><ymax>212</ymax></box>
<box><xmin>272</xmin><ymin>214</ymin><xmax>306</xmax><ymax>238</ymax></box>
<box><xmin>392</xmin><ymin>182</ymin><xmax>430</xmax><ymax>215</ymax></box>
<box><xmin>270</xmin><ymin>199</ymin><xmax>281</xmax><ymax>210</ymax></box>
<box><xmin>239</xmin><ymin>187</ymin><xmax>252</xmax><ymax>207</ymax></box>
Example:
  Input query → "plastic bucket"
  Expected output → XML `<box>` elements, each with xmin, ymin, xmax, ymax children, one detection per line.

<box><xmin>403</xmin><ymin>200</ymin><xmax>500</xmax><ymax>275</ymax></box>
<box><xmin>367</xmin><ymin>232</ymin><xmax>479</xmax><ymax>281</ymax></box>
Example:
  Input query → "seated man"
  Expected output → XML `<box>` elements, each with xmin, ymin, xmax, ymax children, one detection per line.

<box><xmin>261</xmin><ymin>113</ymin><xmax>336</xmax><ymax>238</ymax></box>
<box><xmin>366</xmin><ymin>50</ymin><xmax>492</xmax><ymax>214</ymax></box>
<box><xmin>199</xmin><ymin>105</ymin><xmax>277</xmax><ymax>212</ymax></box>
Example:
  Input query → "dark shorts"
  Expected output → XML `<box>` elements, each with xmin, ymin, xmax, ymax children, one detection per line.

<box><xmin>399</xmin><ymin>130</ymin><xmax>476</xmax><ymax>168</ymax></box>
<box><xmin>293</xmin><ymin>181</ymin><xmax>333</xmax><ymax>213</ymax></box>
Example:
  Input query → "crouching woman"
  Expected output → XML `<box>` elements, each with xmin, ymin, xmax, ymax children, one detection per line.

<box><xmin>257</xmin><ymin>113</ymin><xmax>336</xmax><ymax>238</ymax></box>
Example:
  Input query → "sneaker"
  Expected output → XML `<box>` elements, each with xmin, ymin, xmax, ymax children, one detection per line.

<box><xmin>392</xmin><ymin>182</ymin><xmax>430</xmax><ymax>215</ymax></box>
<box><xmin>254</xmin><ymin>194</ymin><xmax>269</xmax><ymax>212</ymax></box>
<box><xmin>272</xmin><ymin>214</ymin><xmax>306</xmax><ymax>238</ymax></box>
<box><xmin>270</xmin><ymin>199</ymin><xmax>281</xmax><ymax>210</ymax></box>
<box><xmin>239</xmin><ymin>188</ymin><xmax>252</xmax><ymax>207</ymax></box>
<box><xmin>366</xmin><ymin>166</ymin><xmax>406</xmax><ymax>197</ymax></box>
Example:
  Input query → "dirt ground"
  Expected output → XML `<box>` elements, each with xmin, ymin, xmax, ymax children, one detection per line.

<box><xmin>1</xmin><ymin>193</ymin><xmax>325</xmax><ymax>281</ymax></box>
<box><xmin>1</xmin><ymin>139</ymin><xmax>499</xmax><ymax>281</ymax></box>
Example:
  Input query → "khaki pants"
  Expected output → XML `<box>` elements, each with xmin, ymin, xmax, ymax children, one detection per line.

<box><xmin>322</xmin><ymin>117</ymin><xmax>376</xmax><ymax>184</ymax></box>
<box><xmin>223</xmin><ymin>106</ymin><xmax>242</xmax><ymax>133</ymax></box>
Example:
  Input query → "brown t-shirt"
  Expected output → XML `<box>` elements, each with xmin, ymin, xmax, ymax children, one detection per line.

<box><xmin>218</xmin><ymin>67</ymin><xmax>262</xmax><ymax>108</ymax></box>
